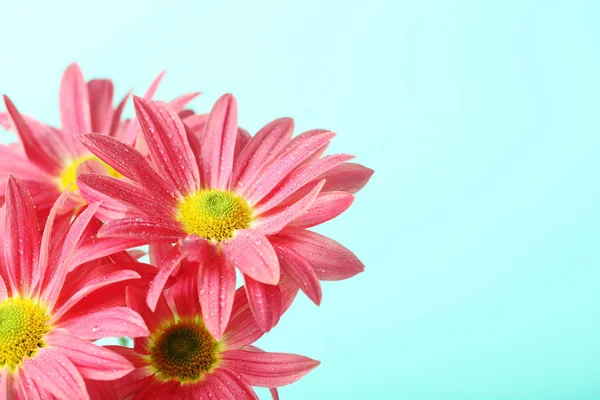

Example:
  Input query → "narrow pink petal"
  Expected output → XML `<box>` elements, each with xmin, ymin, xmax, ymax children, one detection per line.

<box><xmin>79</xmin><ymin>133</ymin><xmax>177</xmax><ymax>201</ymax></box>
<box><xmin>168</xmin><ymin>92</ymin><xmax>201</xmax><ymax>112</ymax></box>
<box><xmin>163</xmin><ymin>264</ymin><xmax>201</xmax><ymax>320</ymax></box>
<box><xmin>201</xmin><ymin>94</ymin><xmax>238</xmax><ymax>189</ymax></box>
<box><xmin>73</xmin><ymin>236</ymin><xmax>149</xmax><ymax>266</ymax></box>
<box><xmin>0</xmin><ymin>275</ymin><xmax>7</xmax><ymax>300</ymax></box>
<box><xmin>60</xmin><ymin>63</ymin><xmax>92</xmax><ymax>153</ymax></box>
<box><xmin>46</xmin><ymin>329</ymin><xmax>133</xmax><ymax>380</ymax></box>
<box><xmin>16</xmin><ymin>368</ymin><xmax>44</xmax><ymax>400</ymax></box>
<box><xmin>232</xmin><ymin>117</ymin><xmax>294</xmax><ymax>191</ymax></box>
<box><xmin>133</xmin><ymin>97</ymin><xmax>199</xmax><ymax>195</ymax></box>
<box><xmin>78</xmin><ymin>174</ymin><xmax>174</xmax><ymax>219</ymax></box>
<box><xmin>147</xmin><ymin>247</ymin><xmax>186</xmax><ymax>310</ymax></box>
<box><xmin>3</xmin><ymin>176</ymin><xmax>41</xmax><ymax>296</ymax></box>
<box><xmin>87</xmin><ymin>79</ymin><xmax>114</xmax><ymax>133</ymax></box>
<box><xmin>22</xmin><ymin>348</ymin><xmax>89</xmax><ymax>400</ymax></box>
<box><xmin>316</xmin><ymin>162</ymin><xmax>374</xmax><ymax>194</ymax></box>
<box><xmin>254</xmin><ymin>180</ymin><xmax>324</xmax><ymax>236</ymax></box>
<box><xmin>222</xmin><ymin>229</ymin><xmax>279</xmax><ymax>285</ymax></box>
<box><xmin>0</xmin><ymin>143</ymin><xmax>55</xmax><ymax>182</ymax></box>
<box><xmin>243</xmin><ymin>276</ymin><xmax>281</xmax><ymax>332</ymax></box>
<box><xmin>85</xmin><ymin>379</ymin><xmax>120</xmax><ymax>400</ymax></box>
<box><xmin>289</xmin><ymin>191</ymin><xmax>354</xmax><ymax>228</ymax></box>
<box><xmin>243</xmin><ymin>130</ymin><xmax>335</xmax><ymax>205</ymax></box>
<box><xmin>52</xmin><ymin>264</ymin><xmax>141</xmax><ymax>321</ymax></box>
<box><xmin>99</xmin><ymin>217</ymin><xmax>186</xmax><ymax>242</ymax></box>
<box><xmin>198</xmin><ymin>255</ymin><xmax>236</xmax><ymax>340</ymax></box>
<box><xmin>255</xmin><ymin>154</ymin><xmax>354</xmax><ymax>214</ymax></box>
<box><xmin>3</xmin><ymin>96</ymin><xmax>63</xmax><ymax>174</ymax></box>
<box><xmin>108</xmin><ymin>91</ymin><xmax>131</xmax><ymax>139</ymax></box>
<box><xmin>117</xmin><ymin>70</ymin><xmax>165</xmax><ymax>145</ymax></box>
<box><xmin>213</xmin><ymin>369</ymin><xmax>259</xmax><ymax>400</ymax></box>
<box><xmin>275</xmin><ymin>228</ymin><xmax>364</xmax><ymax>281</ymax></box>
<box><xmin>223</xmin><ymin>287</ymin><xmax>263</xmax><ymax>349</ymax></box>
<box><xmin>58</xmin><ymin>306</ymin><xmax>149</xmax><ymax>341</ymax></box>
<box><xmin>42</xmin><ymin>203</ymin><xmax>101</xmax><ymax>307</ymax></box>
<box><xmin>182</xmin><ymin>113</ymin><xmax>208</xmax><ymax>137</ymax></box>
<box><xmin>234</xmin><ymin>127</ymin><xmax>251</xmax><ymax>163</ymax></box>
<box><xmin>279</xmin><ymin>274</ymin><xmax>300</xmax><ymax>315</ymax></box>
<box><xmin>127</xmin><ymin>285</ymin><xmax>173</xmax><ymax>336</ymax></box>
<box><xmin>273</xmin><ymin>244</ymin><xmax>322</xmax><ymax>305</ymax></box>
<box><xmin>221</xmin><ymin>350</ymin><xmax>320</xmax><ymax>387</ymax></box>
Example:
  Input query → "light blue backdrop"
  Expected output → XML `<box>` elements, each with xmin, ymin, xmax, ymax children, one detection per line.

<box><xmin>2</xmin><ymin>1</ymin><xmax>600</xmax><ymax>399</ymax></box>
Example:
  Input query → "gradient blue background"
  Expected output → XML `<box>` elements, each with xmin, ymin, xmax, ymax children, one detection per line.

<box><xmin>2</xmin><ymin>1</ymin><xmax>600</xmax><ymax>398</ymax></box>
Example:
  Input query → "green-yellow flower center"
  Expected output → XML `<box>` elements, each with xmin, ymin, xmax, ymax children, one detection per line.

<box><xmin>148</xmin><ymin>318</ymin><xmax>220</xmax><ymax>383</ymax></box>
<box><xmin>176</xmin><ymin>190</ymin><xmax>252</xmax><ymax>241</ymax></box>
<box><xmin>58</xmin><ymin>155</ymin><xmax>121</xmax><ymax>192</ymax></box>
<box><xmin>0</xmin><ymin>298</ymin><xmax>50</xmax><ymax>369</ymax></box>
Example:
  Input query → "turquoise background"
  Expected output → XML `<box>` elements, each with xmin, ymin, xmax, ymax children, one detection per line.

<box><xmin>2</xmin><ymin>1</ymin><xmax>600</xmax><ymax>398</ymax></box>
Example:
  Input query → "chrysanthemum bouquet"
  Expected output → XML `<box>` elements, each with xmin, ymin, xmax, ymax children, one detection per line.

<box><xmin>0</xmin><ymin>64</ymin><xmax>372</xmax><ymax>399</ymax></box>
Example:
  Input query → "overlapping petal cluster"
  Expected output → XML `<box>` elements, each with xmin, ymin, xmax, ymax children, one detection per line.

<box><xmin>0</xmin><ymin>64</ymin><xmax>372</xmax><ymax>399</ymax></box>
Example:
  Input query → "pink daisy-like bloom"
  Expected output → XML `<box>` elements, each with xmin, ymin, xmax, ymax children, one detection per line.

<box><xmin>0</xmin><ymin>177</ymin><xmax>151</xmax><ymax>400</ymax></box>
<box><xmin>77</xmin><ymin>94</ymin><xmax>372</xmax><ymax>339</ymax></box>
<box><xmin>0</xmin><ymin>63</ymin><xmax>199</xmax><ymax>214</ymax></box>
<box><xmin>89</xmin><ymin>268</ymin><xmax>318</xmax><ymax>400</ymax></box>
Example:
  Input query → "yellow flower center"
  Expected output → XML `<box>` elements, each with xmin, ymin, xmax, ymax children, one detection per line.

<box><xmin>176</xmin><ymin>190</ymin><xmax>252</xmax><ymax>241</ymax></box>
<box><xmin>58</xmin><ymin>155</ymin><xmax>121</xmax><ymax>192</ymax></box>
<box><xmin>148</xmin><ymin>318</ymin><xmax>220</xmax><ymax>383</ymax></box>
<box><xmin>0</xmin><ymin>298</ymin><xmax>50</xmax><ymax>370</ymax></box>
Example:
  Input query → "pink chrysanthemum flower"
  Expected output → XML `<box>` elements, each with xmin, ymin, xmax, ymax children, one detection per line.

<box><xmin>0</xmin><ymin>63</ymin><xmax>199</xmax><ymax>214</ymax></box>
<box><xmin>0</xmin><ymin>177</ymin><xmax>150</xmax><ymax>399</ymax></box>
<box><xmin>77</xmin><ymin>94</ymin><xmax>372</xmax><ymax>339</ymax></box>
<box><xmin>89</xmin><ymin>269</ymin><xmax>318</xmax><ymax>400</ymax></box>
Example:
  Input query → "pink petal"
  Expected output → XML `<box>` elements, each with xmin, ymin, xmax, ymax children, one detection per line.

<box><xmin>221</xmin><ymin>349</ymin><xmax>320</xmax><ymax>388</ymax></box>
<box><xmin>0</xmin><ymin>112</ymin><xmax>10</xmax><ymax>129</ymax></box>
<box><xmin>223</xmin><ymin>287</ymin><xmax>264</xmax><ymax>349</ymax></box>
<box><xmin>273</xmin><ymin>244</ymin><xmax>322</xmax><ymax>305</ymax></box>
<box><xmin>52</xmin><ymin>263</ymin><xmax>142</xmax><ymax>321</ymax></box>
<box><xmin>317</xmin><ymin>162</ymin><xmax>374</xmax><ymax>194</ymax></box>
<box><xmin>3</xmin><ymin>95</ymin><xmax>63</xmax><ymax>174</ymax></box>
<box><xmin>213</xmin><ymin>369</ymin><xmax>259</xmax><ymax>400</ymax></box>
<box><xmin>162</xmin><ymin>263</ymin><xmax>201</xmax><ymax>320</ymax></box>
<box><xmin>87</xmin><ymin>79</ymin><xmax>114</xmax><ymax>134</ymax></box>
<box><xmin>147</xmin><ymin>247</ymin><xmax>186</xmax><ymax>310</ymax></box>
<box><xmin>59</xmin><ymin>63</ymin><xmax>92</xmax><ymax>154</ymax></box>
<box><xmin>255</xmin><ymin>154</ymin><xmax>354</xmax><ymax>214</ymax></box>
<box><xmin>99</xmin><ymin>217</ymin><xmax>186</xmax><ymax>242</ymax></box>
<box><xmin>254</xmin><ymin>180</ymin><xmax>324</xmax><ymax>236</ymax></box>
<box><xmin>279</xmin><ymin>274</ymin><xmax>300</xmax><ymax>315</ymax></box>
<box><xmin>289</xmin><ymin>191</ymin><xmax>354</xmax><ymax>228</ymax></box>
<box><xmin>78</xmin><ymin>174</ymin><xmax>174</xmax><ymax>220</ymax></box>
<box><xmin>79</xmin><ymin>133</ymin><xmax>177</xmax><ymax>201</ymax></box>
<box><xmin>168</xmin><ymin>92</ymin><xmax>201</xmax><ymax>112</ymax></box>
<box><xmin>182</xmin><ymin>113</ymin><xmax>208</xmax><ymax>138</ymax></box>
<box><xmin>133</xmin><ymin>97</ymin><xmax>199</xmax><ymax>195</ymax></box>
<box><xmin>127</xmin><ymin>285</ymin><xmax>173</xmax><ymax>335</ymax></box>
<box><xmin>46</xmin><ymin>329</ymin><xmax>133</xmax><ymax>380</ymax></box>
<box><xmin>243</xmin><ymin>130</ymin><xmax>335</xmax><ymax>205</ymax></box>
<box><xmin>42</xmin><ymin>203</ymin><xmax>101</xmax><ymax>307</ymax></box>
<box><xmin>198</xmin><ymin>254</ymin><xmax>236</xmax><ymax>340</ymax></box>
<box><xmin>73</xmin><ymin>236</ymin><xmax>149</xmax><ymax>266</ymax></box>
<box><xmin>234</xmin><ymin>128</ymin><xmax>251</xmax><ymax>163</ymax></box>
<box><xmin>15</xmin><ymin>368</ymin><xmax>44</xmax><ymax>399</ymax></box>
<box><xmin>108</xmin><ymin>91</ymin><xmax>131</xmax><ymax>139</ymax></box>
<box><xmin>3</xmin><ymin>176</ymin><xmax>41</xmax><ymax>297</ymax></box>
<box><xmin>58</xmin><ymin>306</ymin><xmax>149</xmax><ymax>341</ymax></box>
<box><xmin>274</xmin><ymin>228</ymin><xmax>364</xmax><ymax>281</ymax></box>
<box><xmin>221</xmin><ymin>229</ymin><xmax>279</xmax><ymax>285</ymax></box>
<box><xmin>243</xmin><ymin>276</ymin><xmax>281</xmax><ymax>332</ymax></box>
<box><xmin>201</xmin><ymin>94</ymin><xmax>238</xmax><ymax>190</ymax></box>
<box><xmin>22</xmin><ymin>347</ymin><xmax>89</xmax><ymax>400</ymax></box>
<box><xmin>232</xmin><ymin>117</ymin><xmax>294</xmax><ymax>191</ymax></box>
<box><xmin>118</xmin><ymin>70</ymin><xmax>165</xmax><ymax>145</ymax></box>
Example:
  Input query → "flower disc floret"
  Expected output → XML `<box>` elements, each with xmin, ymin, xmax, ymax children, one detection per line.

<box><xmin>0</xmin><ymin>298</ymin><xmax>50</xmax><ymax>369</ymax></box>
<box><xmin>176</xmin><ymin>190</ymin><xmax>252</xmax><ymax>241</ymax></box>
